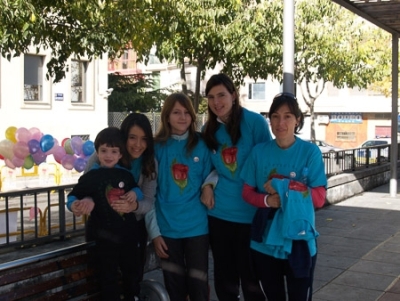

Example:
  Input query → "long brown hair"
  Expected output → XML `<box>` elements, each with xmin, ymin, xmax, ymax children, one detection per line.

<box><xmin>120</xmin><ymin>113</ymin><xmax>156</xmax><ymax>179</ymax></box>
<box><xmin>155</xmin><ymin>93</ymin><xmax>199</xmax><ymax>154</ymax></box>
<box><xmin>203</xmin><ymin>73</ymin><xmax>242</xmax><ymax>150</ymax></box>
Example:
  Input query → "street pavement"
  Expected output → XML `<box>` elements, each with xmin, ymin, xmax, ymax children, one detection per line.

<box><xmin>145</xmin><ymin>182</ymin><xmax>400</xmax><ymax>301</ymax></box>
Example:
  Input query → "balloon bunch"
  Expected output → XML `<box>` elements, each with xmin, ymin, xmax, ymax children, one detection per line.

<box><xmin>0</xmin><ymin>126</ymin><xmax>95</xmax><ymax>172</ymax></box>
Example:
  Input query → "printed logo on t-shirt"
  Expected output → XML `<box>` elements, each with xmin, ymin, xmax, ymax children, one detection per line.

<box><xmin>221</xmin><ymin>145</ymin><xmax>237</xmax><ymax>175</ymax></box>
<box><xmin>171</xmin><ymin>159</ymin><xmax>189</xmax><ymax>193</ymax></box>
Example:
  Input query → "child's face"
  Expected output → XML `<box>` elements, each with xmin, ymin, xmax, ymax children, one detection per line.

<box><xmin>97</xmin><ymin>144</ymin><xmax>122</xmax><ymax>168</ymax></box>
<box><xmin>168</xmin><ymin>101</ymin><xmax>192</xmax><ymax>135</ymax></box>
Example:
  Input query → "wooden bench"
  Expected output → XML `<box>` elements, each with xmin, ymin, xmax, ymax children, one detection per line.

<box><xmin>0</xmin><ymin>241</ymin><xmax>169</xmax><ymax>301</ymax></box>
<box><xmin>0</xmin><ymin>242</ymin><xmax>100</xmax><ymax>301</ymax></box>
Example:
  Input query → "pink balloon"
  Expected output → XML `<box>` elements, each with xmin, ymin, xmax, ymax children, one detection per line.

<box><xmin>61</xmin><ymin>154</ymin><xmax>76</xmax><ymax>170</ymax></box>
<box><xmin>5</xmin><ymin>158</ymin><xmax>16</xmax><ymax>169</ymax></box>
<box><xmin>12</xmin><ymin>156</ymin><xmax>24</xmax><ymax>168</ymax></box>
<box><xmin>52</xmin><ymin>145</ymin><xmax>66</xmax><ymax>163</ymax></box>
<box><xmin>29</xmin><ymin>127</ymin><xmax>43</xmax><ymax>141</ymax></box>
<box><xmin>13</xmin><ymin>141</ymin><xmax>30</xmax><ymax>159</ymax></box>
<box><xmin>15</xmin><ymin>127</ymin><xmax>31</xmax><ymax>143</ymax></box>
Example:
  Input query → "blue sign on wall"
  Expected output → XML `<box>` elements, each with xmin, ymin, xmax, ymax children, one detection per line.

<box><xmin>330</xmin><ymin>113</ymin><xmax>362</xmax><ymax>123</ymax></box>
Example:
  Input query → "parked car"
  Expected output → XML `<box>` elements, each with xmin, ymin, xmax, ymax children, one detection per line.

<box><xmin>358</xmin><ymin>138</ymin><xmax>391</xmax><ymax>148</ymax></box>
<box><xmin>304</xmin><ymin>139</ymin><xmax>343</xmax><ymax>153</ymax></box>
<box><xmin>356</xmin><ymin>138</ymin><xmax>391</xmax><ymax>163</ymax></box>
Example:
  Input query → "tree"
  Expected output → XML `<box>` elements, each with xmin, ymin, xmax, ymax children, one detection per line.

<box><xmin>220</xmin><ymin>0</ymin><xmax>390</xmax><ymax>139</ymax></box>
<box><xmin>107</xmin><ymin>73</ymin><xmax>168</xmax><ymax>112</ymax></box>
<box><xmin>143</xmin><ymin>0</ymin><xmax>283</xmax><ymax>112</ymax></box>
<box><xmin>151</xmin><ymin>0</ymin><xmax>236</xmax><ymax>112</ymax></box>
<box><xmin>0</xmin><ymin>0</ymin><xmax>165</xmax><ymax>82</ymax></box>
<box><xmin>294</xmin><ymin>0</ymin><xmax>390</xmax><ymax>139</ymax></box>
<box><xmin>221</xmin><ymin>1</ymin><xmax>283</xmax><ymax>86</ymax></box>
<box><xmin>368</xmin><ymin>31</ymin><xmax>399</xmax><ymax>98</ymax></box>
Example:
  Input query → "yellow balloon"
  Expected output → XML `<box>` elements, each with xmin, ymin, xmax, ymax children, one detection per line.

<box><xmin>5</xmin><ymin>126</ymin><xmax>17</xmax><ymax>143</ymax></box>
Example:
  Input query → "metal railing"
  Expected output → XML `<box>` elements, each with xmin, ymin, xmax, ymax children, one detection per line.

<box><xmin>0</xmin><ymin>184</ymin><xmax>85</xmax><ymax>249</ymax></box>
<box><xmin>322</xmin><ymin>143</ymin><xmax>397</xmax><ymax>176</ymax></box>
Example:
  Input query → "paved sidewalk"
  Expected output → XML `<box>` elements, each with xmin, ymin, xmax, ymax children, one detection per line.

<box><xmin>312</xmin><ymin>182</ymin><xmax>400</xmax><ymax>301</ymax></box>
<box><xmin>145</xmin><ymin>182</ymin><xmax>400</xmax><ymax>301</ymax></box>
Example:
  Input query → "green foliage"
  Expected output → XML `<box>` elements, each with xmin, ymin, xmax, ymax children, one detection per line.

<box><xmin>221</xmin><ymin>1</ymin><xmax>283</xmax><ymax>85</ymax></box>
<box><xmin>108</xmin><ymin>73</ymin><xmax>168</xmax><ymax>112</ymax></box>
<box><xmin>197</xmin><ymin>97</ymin><xmax>209</xmax><ymax>114</ymax></box>
<box><xmin>0</xmin><ymin>0</ymin><xmax>160</xmax><ymax>82</ymax></box>
<box><xmin>293</xmin><ymin>0</ymin><xmax>391</xmax><ymax>138</ymax></box>
<box><xmin>295</xmin><ymin>0</ymin><xmax>389</xmax><ymax>91</ymax></box>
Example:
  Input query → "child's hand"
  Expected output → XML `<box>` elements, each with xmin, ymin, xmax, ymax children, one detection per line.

<box><xmin>71</xmin><ymin>201</ymin><xmax>84</xmax><ymax>217</ymax></box>
<box><xmin>201</xmin><ymin>185</ymin><xmax>214</xmax><ymax>209</ymax></box>
<box><xmin>72</xmin><ymin>197</ymin><xmax>95</xmax><ymax>216</ymax></box>
<box><xmin>153</xmin><ymin>236</ymin><xmax>169</xmax><ymax>259</ymax></box>
<box><xmin>120</xmin><ymin>190</ymin><xmax>137</xmax><ymax>203</ymax></box>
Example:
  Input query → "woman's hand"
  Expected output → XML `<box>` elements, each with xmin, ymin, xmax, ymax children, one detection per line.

<box><xmin>120</xmin><ymin>190</ymin><xmax>137</xmax><ymax>203</ymax></box>
<box><xmin>111</xmin><ymin>199</ymin><xmax>138</xmax><ymax>213</ymax></box>
<box><xmin>71</xmin><ymin>197</ymin><xmax>95</xmax><ymax>216</ymax></box>
<box><xmin>263</xmin><ymin>180</ymin><xmax>277</xmax><ymax>195</ymax></box>
<box><xmin>201</xmin><ymin>185</ymin><xmax>214</xmax><ymax>209</ymax></box>
<box><xmin>153</xmin><ymin>236</ymin><xmax>169</xmax><ymax>259</ymax></box>
<box><xmin>266</xmin><ymin>193</ymin><xmax>281</xmax><ymax>208</ymax></box>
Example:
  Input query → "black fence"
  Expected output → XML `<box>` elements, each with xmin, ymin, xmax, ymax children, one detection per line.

<box><xmin>0</xmin><ymin>184</ymin><xmax>85</xmax><ymax>250</ymax></box>
<box><xmin>322</xmin><ymin>143</ymin><xmax>396</xmax><ymax>176</ymax></box>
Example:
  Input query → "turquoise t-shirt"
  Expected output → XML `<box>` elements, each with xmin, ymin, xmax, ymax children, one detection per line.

<box><xmin>155</xmin><ymin>134</ymin><xmax>212</xmax><ymax>239</ymax></box>
<box><xmin>208</xmin><ymin>108</ymin><xmax>272</xmax><ymax>224</ymax></box>
<box><xmin>240</xmin><ymin>137</ymin><xmax>327</xmax><ymax>259</ymax></box>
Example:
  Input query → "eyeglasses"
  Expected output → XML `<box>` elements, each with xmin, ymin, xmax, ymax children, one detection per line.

<box><xmin>273</xmin><ymin>92</ymin><xmax>297</xmax><ymax>101</ymax></box>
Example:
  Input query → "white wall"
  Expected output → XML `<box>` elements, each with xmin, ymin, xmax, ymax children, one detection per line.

<box><xmin>0</xmin><ymin>48</ymin><xmax>109</xmax><ymax>145</ymax></box>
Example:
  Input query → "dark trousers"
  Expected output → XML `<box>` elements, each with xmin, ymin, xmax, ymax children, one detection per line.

<box><xmin>251</xmin><ymin>249</ymin><xmax>317</xmax><ymax>301</ymax></box>
<box><xmin>208</xmin><ymin>216</ymin><xmax>265</xmax><ymax>301</ymax></box>
<box><xmin>137</xmin><ymin>218</ymin><xmax>148</xmax><ymax>281</ymax></box>
<box><xmin>160</xmin><ymin>234</ymin><xmax>209</xmax><ymax>301</ymax></box>
<box><xmin>94</xmin><ymin>238</ymin><xmax>141</xmax><ymax>301</ymax></box>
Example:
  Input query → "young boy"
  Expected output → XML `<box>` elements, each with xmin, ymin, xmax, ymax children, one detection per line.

<box><xmin>67</xmin><ymin>127</ymin><xmax>144</xmax><ymax>301</ymax></box>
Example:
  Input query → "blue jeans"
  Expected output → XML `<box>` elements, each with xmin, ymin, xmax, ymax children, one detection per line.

<box><xmin>161</xmin><ymin>234</ymin><xmax>209</xmax><ymax>301</ymax></box>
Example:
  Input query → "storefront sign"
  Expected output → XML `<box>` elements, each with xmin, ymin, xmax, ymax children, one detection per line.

<box><xmin>330</xmin><ymin>113</ymin><xmax>362</xmax><ymax>123</ymax></box>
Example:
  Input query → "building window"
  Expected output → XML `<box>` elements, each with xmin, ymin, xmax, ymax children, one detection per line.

<box><xmin>248</xmin><ymin>82</ymin><xmax>265</xmax><ymax>100</ymax></box>
<box><xmin>336</xmin><ymin>131</ymin><xmax>356</xmax><ymax>141</ymax></box>
<box><xmin>122</xmin><ymin>51</ymin><xmax>129</xmax><ymax>69</ymax></box>
<box><xmin>71</xmin><ymin>60</ymin><xmax>87</xmax><ymax>102</ymax></box>
<box><xmin>24</xmin><ymin>55</ymin><xmax>44</xmax><ymax>101</ymax></box>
